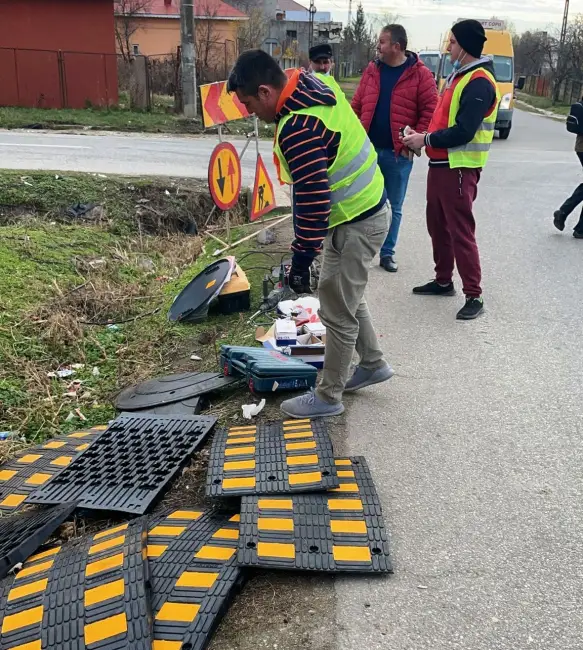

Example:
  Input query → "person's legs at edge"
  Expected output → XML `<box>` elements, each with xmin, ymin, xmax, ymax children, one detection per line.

<box><xmin>555</xmin><ymin>153</ymin><xmax>583</xmax><ymax>231</ymax></box>
<box><xmin>413</xmin><ymin>166</ymin><xmax>456</xmax><ymax>296</ymax></box>
<box><xmin>444</xmin><ymin>167</ymin><xmax>484</xmax><ymax>319</ymax></box>
<box><xmin>280</xmin><ymin>205</ymin><xmax>389</xmax><ymax>417</ymax></box>
<box><xmin>378</xmin><ymin>150</ymin><xmax>413</xmax><ymax>271</ymax></box>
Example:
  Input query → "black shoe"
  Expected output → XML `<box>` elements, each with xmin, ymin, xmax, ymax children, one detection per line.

<box><xmin>554</xmin><ymin>210</ymin><xmax>566</xmax><ymax>231</ymax></box>
<box><xmin>412</xmin><ymin>280</ymin><xmax>456</xmax><ymax>296</ymax></box>
<box><xmin>574</xmin><ymin>230</ymin><xmax>583</xmax><ymax>239</ymax></box>
<box><xmin>456</xmin><ymin>297</ymin><xmax>484</xmax><ymax>320</ymax></box>
<box><xmin>380</xmin><ymin>255</ymin><xmax>398</xmax><ymax>272</ymax></box>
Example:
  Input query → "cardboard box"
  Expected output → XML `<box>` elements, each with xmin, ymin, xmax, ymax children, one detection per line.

<box><xmin>303</xmin><ymin>321</ymin><xmax>326</xmax><ymax>337</ymax></box>
<box><xmin>274</xmin><ymin>319</ymin><xmax>297</xmax><ymax>346</ymax></box>
<box><xmin>256</xmin><ymin>326</ymin><xmax>325</xmax><ymax>369</ymax></box>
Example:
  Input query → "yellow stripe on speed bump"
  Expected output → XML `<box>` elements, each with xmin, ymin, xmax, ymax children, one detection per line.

<box><xmin>224</xmin><ymin>459</ymin><xmax>255</xmax><ymax>471</ymax></box>
<box><xmin>0</xmin><ymin>494</ymin><xmax>27</xmax><ymax>508</ymax></box>
<box><xmin>212</xmin><ymin>527</ymin><xmax>239</xmax><ymax>540</ymax></box>
<box><xmin>0</xmin><ymin>469</ymin><xmax>17</xmax><ymax>481</ymax></box>
<box><xmin>85</xmin><ymin>612</ymin><xmax>127</xmax><ymax>645</ymax></box>
<box><xmin>15</xmin><ymin>560</ymin><xmax>54</xmax><ymax>579</ymax></box>
<box><xmin>94</xmin><ymin>523</ymin><xmax>128</xmax><ymax>540</ymax></box>
<box><xmin>228</xmin><ymin>426</ymin><xmax>256</xmax><ymax>433</ymax></box>
<box><xmin>332</xmin><ymin>545</ymin><xmax>372</xmax><ymax>563</ymax></box>
<box><xmin>7</xmin><ymin>578</ymin><xmax>48</xmax><ymax>602</ymax></box>
<box><xmin>229</xmin><ymin>514</ymin><xmax>241</xmax><ymax>522</ymax></box>
<box><xmin>222</xmin><ymin>477</ymin><xmax>256</xmax><ymax>490</ymax></box>
<box><xmin>153</xmin><ymin>641</ymin><xmax>182</xmax><ymax>650</ymax></box>
<box><xmin>283</xmin><ymin>432</ymin><xmax>314</xmax><ymax>440</ymax></box>
<box><xmin>156</xmin><ymin>602</ymin><xmax>200</xmax><ymax>622</ymax></box>
<box><xmin>329</xmin><ymin>483</ymin><xmax>360</xmax><ymax>493</ymax></box>
<box><xmin>50</xmin><ymin>456</ymin><xmax>72</xmax><ymax>467</ymax></box>
<box><xmin>167</xmin><ymin>510</ymin><xmax>203</xmax><ymax>520</ymax></box>
<box><xmin>147</xmin><ymin>545</ymin><xmax>168</xmax><ymax>558</ymax></box>
<box><xmin>43</xmin><ymin>441</ymin><xmax>66</xmax><ymax>449</ymax></box>
<box><xmin>195</xmin><ymin>546</ymin><xmax>236</xmax><ymax>561</ymax></box>
<box><xmin>88</xmin><ymin>534</ymin><xmax>125</xmax><ymax>555</ymax></box>
<box><xmin>26</xmin><ymin>546</ymin><xmax>60</xmax><ymax>563</ymax></box>
<box><xmin>286</xmin><ymin>441</ymin><xmax>316</xmax><ymax>451</ymax></box>
<box><xmin>1</xmin><ymin>605</ymin><xmax>43</xmax><ymax>633</ymax></box>
<box><xmin>258</xmin><ymin>517</ymin><xmax>294</xmax><ymax>532</ymax></box>
<box><xmin>257</xmin><ymin>542</ymin><xmax>295</xmax><ymax>559</ymax></box>
<box><xmin>176</xmin><ymin>571</ymin><xmax>219</xmax><ymax>589</ymax></box>
<box><xmin>327</xmin><ymin>498</ymin><xmax>363</xmax><ymax>511</ymax></box>
<box><xmin>288</xmin><ymin>471</ymin><xmax>322</xmax><ymax>485</ymax></box>
<box><xmin>24</xmin><ymin>472</ymin><xmax>52</xmax><ymax>486</ymax></box>
<box><xmin>283</xmin><ymin>419</ymin><xmax>311</xmax><ymax>425</ymax></box>
<box><xmin>330</xmin><ymin>520</ymin><xmax>367</xmax><ymax>534</ymax></box>
<box><xmin>258</xmin><ymin>498</ymin><xmax>293</xmax><ymax>510</ymax></box>
<box><xmin>75</xmin><ymin>443</ymin><xmax>90</xmax><ymax>451</ymax></box>
<box><xmin>337</xmin><ymin>470</ymin><xmax>355</xmax><ymax>478</ymax></box>
<box><xmin>224</xmin><ymin>446</ymin><xmax>255</xmax><ymax>457</ymax></box>
<box><xmin>17</xmin><ymin>454</ymin><xmax>42</xmax><ymax>464</ymax></box>
<box><xmin>86</xmin><ymin>552</ymin><xmax>124</xmax><ymax>577</ymax></box>
<box><xmin>287</xmin><ymin>454</ymin><xmax>318</xmax><ymax>466</ymax></box>
<box><xmin>335</xmin><ymin>459</ymin><xmax>352</xmax><ymax>466</ymax></box>
<box><xmin>226</xmin><ymin>436</ymin><xmax>255</xmax><ymax>445</ymax></box>
<box><xmin>149</xmin><ymin>525</ymin><xmax>186</xmax><ymax>537</ymax></box>
<box><xmin>84</xmin><ymin>578</ymin><xmax>125</xmax><ymax>606</ymax></box>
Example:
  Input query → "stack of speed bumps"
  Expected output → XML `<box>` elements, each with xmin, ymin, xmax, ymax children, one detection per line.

<box><xmin>0</xmin><ymin>416</ymin><xmax>391</xmax><ymax>650</ymax></box>
<box><xmin>206</xmin><ymin>418</ymin><xmax>392</xmax><ymax>574</ymax></box>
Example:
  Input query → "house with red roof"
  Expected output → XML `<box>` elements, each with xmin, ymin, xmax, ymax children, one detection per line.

<box><xmin>115</xmin><ymin>0</ymin><xmax>248</xmax><ymax>76</ymax></box>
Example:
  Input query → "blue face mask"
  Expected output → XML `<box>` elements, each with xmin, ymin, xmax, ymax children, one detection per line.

<box><xmin>452</xmin><ymin>51</ymin><xmax>467</xmax><ymax>72</ymax></box>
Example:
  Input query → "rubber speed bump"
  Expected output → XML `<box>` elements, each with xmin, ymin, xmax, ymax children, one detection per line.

<box><xmin>148</xmin><ymin>508</ymin><xmax>245</xmax><ymax>650</ymax></box>
<box><xmin>237</xmin><ymin>456</ymin><xmax>392</xmax><ymax>573</ymax></box>
<box><xmin>0</xmin><ymin>426</ymin><xmax>105</xmax><ymax>514</ymax></box>
<box><xmin>28</xmin><ymin>414</ymin><xmax>217</xmax><ymax>515</ymax></box>
<box><xmin>0</xmin><ymin>517</ymin><xmax>152</xmax><ymax>650</ymax></box>
<box><xmin>206</xmin><ymin>418</ymin><xmax>339</xmax><ymax>497</ymax></box>
<box><xmin>0</xmin><ymin>503</ymin><xmax>77</xmax><ymax>580</ymax></box>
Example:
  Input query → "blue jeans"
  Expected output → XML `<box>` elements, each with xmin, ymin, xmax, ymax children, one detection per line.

<box><xmin>377</xmin><ymin>149</ymin><xmax>413</xmax><ymax>258</ymax></box>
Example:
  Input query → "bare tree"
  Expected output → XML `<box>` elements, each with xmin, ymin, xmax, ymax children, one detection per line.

<box><xmin>115</xmin><ymin>0</ymin><xmax>152</xmax><ymax>61</ymax></box>
<box><xmin>237</xmin><ymin>8</ymin><xmax>266</xmax><ymax>51</ymax></box>
<box><xmin>195</xmin><ymin>1</ymin><xmax>225</xmax><ymax>82</ymax></box>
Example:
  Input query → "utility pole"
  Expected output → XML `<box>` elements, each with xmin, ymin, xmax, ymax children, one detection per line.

<box><xmin>347</xmin><ymin>0</ymin><xmax>352</xmax><ymax>28</ymax></box>
<box><xmin>181</xmin><ymin>0</ymin><xmax>197</xmax><ymax>118</ymax></box>
<box><xmin>560</xmin><ymin>0</ymin><xmax>570</xmax><ymax>50</ymax></box>
<box><xmin>555</xmin><ymin>0</ymin><xmax>569</xmax><ymax>102</ymax></box>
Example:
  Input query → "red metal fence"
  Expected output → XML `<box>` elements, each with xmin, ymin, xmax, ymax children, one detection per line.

<box><xmin>0</xmin><ymin>47</ymin><xmax>118</xmax><ymax>109</ymax></box>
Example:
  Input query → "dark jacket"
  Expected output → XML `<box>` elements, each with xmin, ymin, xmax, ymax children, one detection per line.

<box><xmin>425</xmin><ymin>57</ymin><xmax>497</xmax><ymax>159</ymax></box>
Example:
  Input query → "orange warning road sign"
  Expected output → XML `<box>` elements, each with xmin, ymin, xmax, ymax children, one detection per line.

<box><xmin>250</xmin><ymin>154</ymin><xmax>276</xmax><ymax>221</ymax></box>
<box><xmin>208</xmin><ymin>142</ymin><xmax>242</xmax><ymax>211</ymax></box>
<box><xmin>200</xmin><ymin>69</ymin><xmax>298</xmax><ymax>128</ymax></box>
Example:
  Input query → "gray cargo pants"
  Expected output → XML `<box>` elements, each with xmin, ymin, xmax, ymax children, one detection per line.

<box><xmin>316</xmin><ymin>202</ymin><xmax>390</xmax><ymax>404</ymax></box>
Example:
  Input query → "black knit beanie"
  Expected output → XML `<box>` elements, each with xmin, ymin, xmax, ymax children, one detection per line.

<box><xmin>451</xmin><ymin>19</ymin><xmax>487</xmax><ymax>58</ymax></box>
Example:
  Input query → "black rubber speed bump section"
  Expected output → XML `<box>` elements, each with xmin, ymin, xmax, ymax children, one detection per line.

<box><xmin>0</xmin><ymin>503</ymin><xmax>77</xmax><ymax>579</ymax></box>
<box><xmin>115</xmin><ymin>371</ymin><xmax>238</xmax><ymax>411</ymax></box>
<box><xmin>237</xmin><ymin>456</ymin><xmax>392</xmax><ymax>573</ymax></box>
<box><xmin>120</xmin><ymin>395</ymin><xmax>205</xmax><ymax>418</ymax></box>
<box><xmin>0</xmin><ymin>425</ymin><xmax>107</xmax><ymax>514</ymax></box>
<box><xmin>0</xmin><ymin>517</ymin><xmax>152</xmax><ymax>650</ymax></box>
<box><xmin>148</xmin><ymin>508</ymin><xmax>245</xmax><ymax>650</ymax></box>
<box><xmin>27</xmin><ymin>414</ymin><xmax>217</xmax><ymax>515</ymax></box>
<box><xmin>206</xmin><ymin>418</ymin><xmax>339</xmax><ymax>497</ymax></box>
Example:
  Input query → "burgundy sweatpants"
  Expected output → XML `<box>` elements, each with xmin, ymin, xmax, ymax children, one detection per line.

<box><xmin>426</xmin><ymin>166</ymin><xmax>482</xmax><ymax>297</ymax></box>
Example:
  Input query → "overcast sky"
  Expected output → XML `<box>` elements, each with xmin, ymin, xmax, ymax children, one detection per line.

<box><xmin>316</xmin><ymin>0</ymin><xmax>577</xmax><ymax>50</ymax></box>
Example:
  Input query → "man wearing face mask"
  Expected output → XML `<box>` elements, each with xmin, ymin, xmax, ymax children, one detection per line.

<box><xmin>309</xmin><ymin>44</ymin><xmax>333</xmax><ymax>76</ymax></box>
<box><xmin>403</xmin><ymin>19</ymin><xmax>500</xmax><ymax>320</ymax></box>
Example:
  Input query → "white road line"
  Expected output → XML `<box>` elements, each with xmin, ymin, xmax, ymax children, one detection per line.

<box><xmin>0</xmin><ymin>143</ymin><xmax>91</xmax><ymax>149</ymax></box>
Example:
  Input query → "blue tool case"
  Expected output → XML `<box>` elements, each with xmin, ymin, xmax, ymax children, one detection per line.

<box><xmin>220</xmin><ymin>346</ymin><xmax>317</xmax><ymax>393</ymax></box>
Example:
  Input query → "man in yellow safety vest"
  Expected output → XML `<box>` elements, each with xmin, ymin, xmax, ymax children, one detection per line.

<box><xmin>227</xmin><ymin>50</ymin><xmax>393</xmax><ymax>418</ymax></box>
<box><xmin>403</xmin><ymin>19</ymin><xmax>500</xmax><ymax>320</ymax></box>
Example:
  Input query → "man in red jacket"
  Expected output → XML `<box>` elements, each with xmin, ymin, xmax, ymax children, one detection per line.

<box><xmin>352</xmin><ymin>24</ymin><xmax>437</xmax><ymax>272</ymax></box>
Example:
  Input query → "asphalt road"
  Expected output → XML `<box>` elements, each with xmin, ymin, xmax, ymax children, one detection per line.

<box><xmin>337</xmin><ymin>109</ymin><xmax>583</xmax><ymax>650</ymax></box>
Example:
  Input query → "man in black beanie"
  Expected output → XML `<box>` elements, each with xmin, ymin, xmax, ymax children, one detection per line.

<box><xmin>403</xmin><ymin>19</ymin><xmax>499</xmax><ymax>320</ymax></box>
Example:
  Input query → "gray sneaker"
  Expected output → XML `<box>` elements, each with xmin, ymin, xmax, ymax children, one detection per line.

<box><xmin>280</xmin><ymin>390</ymin><xmax>345</xmax><ymax>419</ymax></box>
<box><xmin>344</xmin><ymin>364</ymin><xmax>394</xmax><ymax>393</ymax></box>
